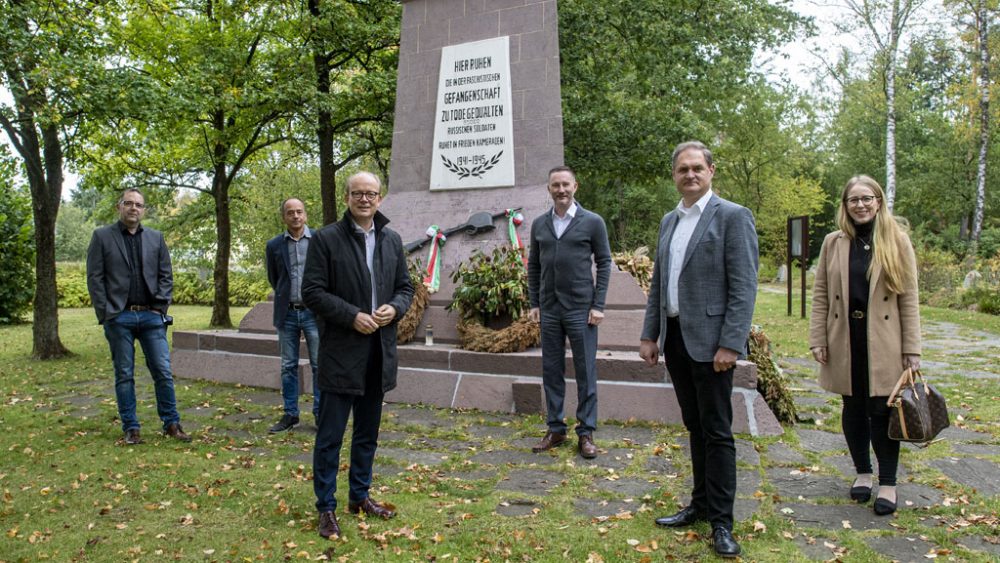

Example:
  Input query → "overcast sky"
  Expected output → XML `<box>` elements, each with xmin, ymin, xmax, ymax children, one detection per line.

<box><xmin>2</xmin><ymin>0</ymin><xmax>950</xmax><ymax>198</ymax></box>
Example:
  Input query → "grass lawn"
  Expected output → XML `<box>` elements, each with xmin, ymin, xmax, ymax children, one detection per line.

<box><xmin>1</xmin><ymin>299</ymin><xmax>998</xmax><ymax>562</ymax></box>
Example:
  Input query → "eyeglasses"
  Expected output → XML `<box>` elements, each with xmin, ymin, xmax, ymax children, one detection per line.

<box><xmin>845</xmin><ymin>196</ymin><xmax>878</xmax><ymax>206</ymax></box>
<box><xmin>349</xmin><ymin>191</ymin><xmax>380</xmax><ymax>202</ymax></box>
<box><xmin>120</xmin><ymin>200</ymin><xmax>146</xmax><ymax>209</ymax></box>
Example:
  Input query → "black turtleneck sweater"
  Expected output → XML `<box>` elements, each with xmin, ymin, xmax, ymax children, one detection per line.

<box><xmin>848</xmin><ymin>220</ymin><xmax>874</xmax><ymax>393</ymax></box>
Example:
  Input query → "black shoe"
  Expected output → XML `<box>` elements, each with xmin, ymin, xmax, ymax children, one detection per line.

<box><xmin>874</xmin><ymin>496</ymin><xmax>897</xmax><ymax>515</ymax></box>
<box><xmin>268</xmin><ymin>414</ymin><xmax>299</xmax><ymax>433</ymax></box>
<box><xmin>712</xmin><ymin>527</ymin><xmax>741</xmax><ymax>558</ymax></box>
<box><xmin>850</xmin><ymin>485</ymin><xmax>872</xmax><ymax>503</ymax></box>
<box><xmin>654</xmin><ymin>505</ymin><xmax>705</xmax><ymax>528</ymax></box>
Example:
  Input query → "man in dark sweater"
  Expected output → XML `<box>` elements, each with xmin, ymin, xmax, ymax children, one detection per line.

<box><xmin>302</xmin><ymin>171</ymin><xmax>413</xmax><ymax>540</ymax></box>
<box><xmin>527</xmin><ymin>165</ymin><xmax>612</xmax><ymax>459</ymax></box>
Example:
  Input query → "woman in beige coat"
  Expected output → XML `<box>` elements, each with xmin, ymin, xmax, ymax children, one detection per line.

<box><xmin>809</xmin><ymin>175</ymin><xmax>921</xmax><ymax>516</ymax></box>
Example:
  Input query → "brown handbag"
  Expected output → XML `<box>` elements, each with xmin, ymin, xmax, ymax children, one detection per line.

<box><xmin>886</xmin><ymin>368</ymin><xmax>950</xmax><ymax>442</ymax></box>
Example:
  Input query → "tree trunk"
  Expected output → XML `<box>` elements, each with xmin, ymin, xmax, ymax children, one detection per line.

<box><xmin>30</xmin><ymin>124</ymin><xmax>70</xmax><ymax>359</ymax></box>
<box><xmin>883</xmin><ymin>0</ymin><xmax>900</xmax><ymax>211</ymax></box>
<box><xmin>210</xmin><ymin>167</ymin><xmax>233</xmax><ymax>328</ymax></box>
<box><xmin>970</xmin><ymin>0</ymin><xmax>989</xmax><ymax>252</ymax></box>
<box><xmin>310</xmin><ymin>0</ymin><xmax>338</xmax><ymax>226</ymax></box>
<box><xmin>210</xmin><ymin>110</ymin><xmax>232</xmax><ymax>328</ymax></box>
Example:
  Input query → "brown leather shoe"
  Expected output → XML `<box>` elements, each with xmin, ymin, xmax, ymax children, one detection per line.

<box><xmin>348</xmin><ymin>497</ymin><xmax>396</xmax><ymax>519</ymax></box>
<box><xmin>318</xmin><ymin>511</ymin><xmax>341</xmax><ymax>539</ymax></box>
<box><xmin>123</xmin><ymin>428</ymin><xmax>142</xmax><ymax>445</ymax></box>
<box><xmin>531</xmin><ymin>431</ymin><xmax>567</xmax><ymax>453</ymax></box>
<box><xmin>578</xmin><ymin>434</ymin><xmax>598</xmax><ymax>459</ymax></box>
<box><xmin>164</xmin><ymin>423</ymin><xmax>192</xmax><ymax>442</ymax></box>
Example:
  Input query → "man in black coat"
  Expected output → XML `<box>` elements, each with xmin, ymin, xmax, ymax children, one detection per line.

<box><xmin>302</xmin><ymin>171</ymin><xmax>413</xmax><ymax>540</ymax></box>
<box><xmin>86</xmin><ymin>188</ymin><xmax>191</xmax><ymax>445</ymax></box>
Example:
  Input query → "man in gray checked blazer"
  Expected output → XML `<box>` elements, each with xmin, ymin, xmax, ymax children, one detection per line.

<box><xmin>528</xmin><ymin>165</ymin><xmax>612</xmax><ymax>459</ymax></box>
<box><xmin>639</xmin><ymin>142</ymin><xmax>758</xmax><ymax>558</ymax></box>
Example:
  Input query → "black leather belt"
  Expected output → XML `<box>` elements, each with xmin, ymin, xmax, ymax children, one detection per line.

<box><xmin>850</xmin><ymin>310</ymin><xmax>865</xmax><ymax>319</ymax></box>
<box><xmin>289</xmin><ymin>303</ymin><xmax>307</xmax><ymax>311</ymax></box>
<box><xmin>126</xmin><ymin>305</ymin><xmax>150</xmax><ymax>311</ymax></box>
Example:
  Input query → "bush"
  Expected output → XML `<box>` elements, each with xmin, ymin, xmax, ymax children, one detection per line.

<box><xmin>961</xmin><ymin>286</ymin><xmax>1000</xmax><ymax>315</ymax></box>
<box><xmin>915</xmin><ymin>244</ymin><xmax>963</xmax><ymax>299</ymax></box>
<box><xmin>171</xmin><ymin>272</ymin><xmax>214</xmax><ymax>305</ymax></box>
<box><xmin>56</xmin><ymin>264</ymin><xmax>270</xmax><ymax>308</ymax></box>
<box><xmin>0</xmin><ymin>187</ymin><xmax>35</xmax><ymax>324</ymax></box>
<box><xmin>447</xmin><ymin>246</ymin><xmax>530</xmax><ymax>323</ymax></box>
<box><xmin>228</xmin><ymin>274</ymin><xmax>271</xmax><ymax>306</ymax></box>
<box><xmin>56</xmin><ymin>263</ymin><xmax>91</xmax><ymax>308</ymax></box>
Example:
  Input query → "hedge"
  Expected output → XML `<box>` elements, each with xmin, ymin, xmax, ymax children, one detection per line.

<box><xmin>57</xmin><ymin>263</ymin><xmax>270</xmax><ymax>308</ymax></box>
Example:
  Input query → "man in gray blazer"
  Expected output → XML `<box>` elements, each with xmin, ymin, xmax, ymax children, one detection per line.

<box><xmin>639</xmin><ymin>142</ymin><xmax>758</xmax><ymax>558</ymax></box>
<box><xmin>86</xmin><ymin>188</ymin><xmax>190</xmax><ymax>446</ymax></box>
<box><xmin>528</xmin><ymin>165</ymin><xmax>612</xmax><ymax>459</ymax></box>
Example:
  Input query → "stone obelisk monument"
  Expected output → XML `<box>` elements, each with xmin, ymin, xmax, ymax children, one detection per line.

<box><xmin>170</xmin><ymin>0</ymin><xmax>782</xmax><ymax>435</ymax></box>
<box><xmin>380</xmin><ymin>0</ymin><xmax>562</xmax><ymax>305</ymax></box>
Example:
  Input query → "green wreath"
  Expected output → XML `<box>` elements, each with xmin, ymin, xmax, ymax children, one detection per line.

<box><xmin>447</xmin><ymin>246</ymin><xmax>539</xmax><ymax>352</ymax></box>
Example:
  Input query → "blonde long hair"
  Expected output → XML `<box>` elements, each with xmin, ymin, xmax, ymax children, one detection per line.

<box><xmin>836</xmin><ymin>175</ymin><xmax>916</xmax><ymax>294</ymax></box>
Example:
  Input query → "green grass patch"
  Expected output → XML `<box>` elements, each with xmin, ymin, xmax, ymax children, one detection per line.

<box><xmin>0</xmin><ymin>301</ymin><xmax>998</xmax><ymax>561</ymax></box>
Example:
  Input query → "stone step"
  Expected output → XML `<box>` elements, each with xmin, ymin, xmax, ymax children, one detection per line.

<box><xmin>172</xmin><ymin>332</ymin><xmax>780</xmax><ymax>435</ymax></box>
<box><xmin>173</xmin><ymin>330</ymin><xmax>758</xmax><ymax>387</ymax></box>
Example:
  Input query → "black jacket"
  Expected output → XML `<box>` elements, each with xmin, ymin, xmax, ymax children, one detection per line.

<box><xmin>302</xmin><ymin>210</ymin><xmax>413</xmax><ymax>395</ymax></box>
<box><xmin>86</xmin><ymin>222</ymin><xmax>173</xmax><ymax>324</ymax></box>
<box><xmin>265</xmin><ymin>227</ymin><xmax>313</xmax><ymax>328</ymax></box>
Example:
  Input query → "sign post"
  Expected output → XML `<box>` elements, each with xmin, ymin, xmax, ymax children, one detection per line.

<box><xmin>787</xmin><ymin>216</ymin><xmax>809</xmax><ymax>318</ymax></box>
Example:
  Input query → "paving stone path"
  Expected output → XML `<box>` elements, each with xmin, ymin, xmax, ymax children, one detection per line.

<box><xmin>66</xmin><ymin>318</ymin><xmax>999</xmax><ymax>561</ymax></box>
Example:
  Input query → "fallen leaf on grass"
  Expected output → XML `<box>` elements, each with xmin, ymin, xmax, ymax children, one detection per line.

<box><xmin>753</xmin><ymin>521</ymin><xmax>767</xmax><ymax>533</ymax></box>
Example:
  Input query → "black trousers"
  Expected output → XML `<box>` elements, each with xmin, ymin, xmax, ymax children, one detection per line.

<box><xmin>664</xmin><ymin>317</ymin><xmax>736</xmax><ymax>531</ymax></box>
<box><xmin>313</xmin><ymin>332</ymin><xmax>385</xmax><ymax>512</ymax></box>
<box><xmin>842</xmin><ymin>316</ymin><xmax>899</xmax><ymax>486</ymax></box>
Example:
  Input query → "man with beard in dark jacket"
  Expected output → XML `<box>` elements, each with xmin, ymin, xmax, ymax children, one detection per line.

<box><xmin>302</xmin><ymin>171</ymin><xmax>413</xmax><ymax>540</ymax></box>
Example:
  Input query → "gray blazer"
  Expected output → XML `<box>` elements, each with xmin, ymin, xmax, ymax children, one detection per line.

<box><xmin>528</xmin><ymin>203</ymin><xmax>612</xmax><ymax>312</ymax></box>
<box><xmin>86</xmin><ymin>223</ymin><xmax>173</xmax><ymax>324</ymax></box>
<box><xmin>641</xmin><ymin>194</ymin><xmax>758</xmax><ymax>362</ymax></box>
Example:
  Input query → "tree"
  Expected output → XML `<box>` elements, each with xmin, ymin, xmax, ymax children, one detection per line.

<box><xmin>305</xmin><ymin>0</ymin><xmax>399</xmax><ymax>225</ymax></box>
<box><xmin>839</xmin><ymin>0</ymin><xmax>929</xmax><ymax>211</ymax></box>
<box><xmin>558</xmin><ymin>0</ymin><xmax>806</xmax><ymax>250</ymax></box>
<box><xmin>950</xmin><ymin>0</ymin><xmax>995</xmax><ymax>250</ymax></box>
<box><xmin>90</xmin><ymin>0</ymin><xmax>304</xmax><ymax>327</ymax></box>
<box><xmin>0</xmin><ymin>152</ymin><xmax>34</xmax><ymax>324</ymax></box>
<box><xmin>0</xmin><ymin>0</ymin><xmax>115</xmax><ymax>357</ymax></box>
<box><xmin>714</xmin><ymin>80</ymin><xmax>828</xmax><ymax>265</ymax></box>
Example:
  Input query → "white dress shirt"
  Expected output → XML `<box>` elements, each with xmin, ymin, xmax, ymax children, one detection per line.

<box><xmin>666</xmin><ymin>190</ymin><xmax>713</xmax><ymax>317</ymax></box>
<box><xmin>552</xmin><ymin>201</ymin><xmax>578</xmax><ymax>239</ymax></box>
<box><xmin>353</xmin><ymin>221</ymin><xmax>377</xmax><ymax>311</ymax></box>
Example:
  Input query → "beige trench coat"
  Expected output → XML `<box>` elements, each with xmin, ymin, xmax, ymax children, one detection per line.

<box><xmin>808</xmin><ymin>230</ymin><xmax>921</xmax><ymax>397</ymax></box>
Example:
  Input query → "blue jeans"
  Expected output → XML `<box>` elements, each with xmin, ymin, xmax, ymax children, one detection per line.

<box><xmin>278</xmin><ymin>308</ymin><xmax>321</xmax><ymax>418</ymax></box>
<box><xmin>103</xmin><ymin>310</ymin><xmax>181</xmax><ymax>432</ymax></box>
<box><xmin>540</xmin><ymin>306</ymin><xmax>599</xmax><ymax>436</ymax></box>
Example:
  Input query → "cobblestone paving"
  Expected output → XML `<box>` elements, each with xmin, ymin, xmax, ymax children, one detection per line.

<box><xmin>83</xmin><ymin>318</ymin><xmax>998</xmax><ymax>561</ymax></box>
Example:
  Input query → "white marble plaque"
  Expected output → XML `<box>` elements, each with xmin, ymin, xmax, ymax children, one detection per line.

<box><xmin>430</xmin><ymin>36</ymin><xmax>515</xmax><ymax>191</ymax></box>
